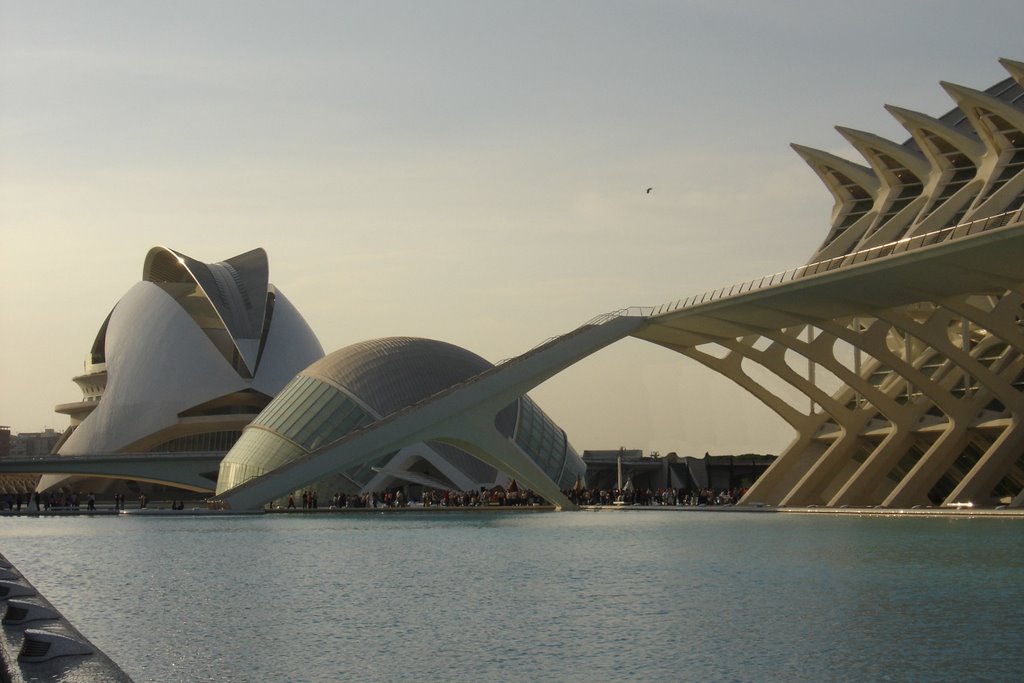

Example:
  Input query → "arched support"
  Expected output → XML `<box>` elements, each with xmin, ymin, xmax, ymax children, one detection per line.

<box><xmin>947</xmin><ymin>415</ymin><xmax>1024</xmax><ymax>506</ymax></box>
<box><xmin>817</xmin><ymin>317</ymin><xmax>965</xmax><ymax>506</ymax></box>
<box><xmin>939</xmin><ymin>289</ymin><xmax>1024</xmax><ymax>356</ymax></box>
<box><xmin>434</xmin><ymin>414</ymin><xmax>575</xmax><ymax>510</ymax></box>
<box><xmin>758</xmin><ymin>325</ymin><xmax>915</xmax><ymax>506</ymax></box>
<box><xmin>665</xmin><ymin>339</ymin><xmax>820</xmax><ymax>505</ymax></box>
<box><xmin>872</xmin><ymin>306</ymin><xmax>1024</xmax><ymax>506</ymax></box>
<box><xmin>359</xmin><ymin>444</ymin><xmax>479</xmax><ymax>494</ymax></box>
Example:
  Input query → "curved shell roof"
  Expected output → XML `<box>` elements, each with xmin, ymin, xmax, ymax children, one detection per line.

<box><xmin>53</xmin><ymin>247</ymin><xmax>324</xmax><ymax>458</ymax></box>
<box><xmin>217</xmin><ymin>335</ymin><xmax>582</xmax><ymax>496</ymax></box>
<box><xmin>306</xmin><ymin>337</ymin><xmax>496</xmax><ymax>418</ymax></box>
<box><xmin>305</xmin><ymin>337</ymin><xmax>518</xmax><ymax>483</ymax></box>
<box><xmin>143</xmin><ymin>246</ymin><xmax>270</xmax><ymax>375</ymax></box>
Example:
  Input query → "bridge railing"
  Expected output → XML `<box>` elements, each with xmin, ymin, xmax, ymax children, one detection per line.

<box><xmin>494</xmin><ymin>306</ymin><xmax>653</xmax><ymax>365</ymax></box>
<box><xmin>0</xmin><ymin>451</ymin><xmax>226</xmax><ymax>463</ymax></box>
<box><xmin>649</xmin><ymin>207</ymin><xmax>1024</xmax><ymax>317</ymax></box>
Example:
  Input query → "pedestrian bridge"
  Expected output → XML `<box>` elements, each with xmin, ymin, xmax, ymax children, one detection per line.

<box><xmin>0</xmin><ymin>452</ymin><xmax>221</xmax><ymax>492</ymax></box>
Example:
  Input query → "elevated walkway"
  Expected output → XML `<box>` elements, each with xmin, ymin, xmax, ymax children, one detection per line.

<box><xmin>630</xmin><ymin>210</ymin><xmax>1024</xmax><ymax>509</ymax></box>
<box><xmin>635</xmin><ymin>209</ymin><xmax>1024</xmax><ymax>344</ymax></box>
<box><xmin>0</xmin><ymin>452</ymin><xmax>222</xmax><ymax>492</ymax></box>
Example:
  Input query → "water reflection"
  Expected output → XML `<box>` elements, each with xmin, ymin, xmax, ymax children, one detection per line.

<box><xmin>3</xmin><ymin>512</ymin><xmax>1022</xmax><ymax>682</ymax></box>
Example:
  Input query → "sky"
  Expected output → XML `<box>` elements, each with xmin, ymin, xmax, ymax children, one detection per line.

<box><xmin>2</xmin><ymin>1</ymin><xmax>1022</xmax><ymax>458</ymax></box>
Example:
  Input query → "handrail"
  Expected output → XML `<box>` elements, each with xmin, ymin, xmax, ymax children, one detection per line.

<box><xmin>649</xmin><ymin>208</ymin><xmax>1024</xmax><ymax>318</ymax></box>
<box><xmin>2</xmin><ymin>451</ymin><xmax>225</xmax><ymax>462</ymax></box>
<box><xmin>494</xmin><ymin>306</ymin><xmax>654</xmax><ymax>365</ymax></box>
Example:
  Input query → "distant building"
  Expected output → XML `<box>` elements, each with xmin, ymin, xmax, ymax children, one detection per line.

<box><xmin>0</xmin><ymin>427</ymin><xmax>55</xmax><ymax>495</ymax></box>
<box><xmin>582</xmin><ymin>450</ymin><xmax>775</xmax><ymax>493</ymax></box>
<box><xmin>10</xmin><ymin>429</ymin><xmax>62</xmax><ymax>457</ymax></box>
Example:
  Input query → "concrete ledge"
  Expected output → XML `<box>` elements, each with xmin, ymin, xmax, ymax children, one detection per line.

<box><xmin>265</xmin><ymin>505</ymin><xmax>557</xmax><ymax>514</ymax></box>
<box><xmin>0</xmin><ymin>552</ymin><xmax>133</xmax><ymax>683</ymax></box>
<box><xmin>773</xmin><ymin>505</ymin><xmax>1024</xmax><ymax>518</ymax></box>
<box><xmin>581</xmin><ymin>504</ymin><xmax>1024</xmax><ymax>518</ymax></box>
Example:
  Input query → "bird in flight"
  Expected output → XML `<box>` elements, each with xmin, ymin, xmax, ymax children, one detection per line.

<box><xmin>646</xmin><ymin>187</ymin><xmax>653</xmax><ymax>194</ymax></box>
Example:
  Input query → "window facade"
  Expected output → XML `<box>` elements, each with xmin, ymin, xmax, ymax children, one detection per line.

<box><xmin>513</xmin><ymin>397</ymin><xmax>585</xmax><ymax>489</ymax></box>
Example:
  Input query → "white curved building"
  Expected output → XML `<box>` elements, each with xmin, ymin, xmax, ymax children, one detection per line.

<box><xmin>633</xmin><ymin>58</ymin><xmax>1024</xmax><ymax>508</ymax></box>
<box><xmin>40</xmin><ymin>246</ymin><xmax>324</xmax><ymax>493</ymax></box>
<box><xmin>217</xmin><ymin>336</ymin><xmax>586</xmax><ymax>503</ymax></box>
<box><xmin>737</xmin><ymin>59</ymin><xmax>1024</xmax><ymax>507</ymax></box>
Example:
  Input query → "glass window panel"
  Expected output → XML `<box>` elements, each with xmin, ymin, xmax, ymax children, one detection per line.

<box><xmin>290</xmin><ymin>388</ymin><xmax>341</xmax><ymax>445</ymax></box>
<box><xmin>275</xmin><ymin>382</ymin><xmax>327</xmax><ymax>436</ymax></box>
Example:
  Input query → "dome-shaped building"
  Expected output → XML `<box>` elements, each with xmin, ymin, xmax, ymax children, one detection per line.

<box><xmin>40</xmin><ymin>246</ymin><xmax>324</xmax><ymax>494</ymax></box>
<box><xmin>217</xmin><ymin>336</ymin><xmax>585</xmax><ymax>502</ymax></box>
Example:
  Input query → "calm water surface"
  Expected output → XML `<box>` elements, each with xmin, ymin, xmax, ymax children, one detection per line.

<box><xmin>3</xmin><ymin>510</ymin><xmax>1022</xmax><ymax>682</ymax></box>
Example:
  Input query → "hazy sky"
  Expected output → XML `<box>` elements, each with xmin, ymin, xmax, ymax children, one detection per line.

<box><xmin>2</xmin><ymin>1</ymin><xmax>1022</xmax><ymax>457</ymax></box>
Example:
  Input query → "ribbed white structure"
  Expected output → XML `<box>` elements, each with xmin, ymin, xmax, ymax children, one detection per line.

<box><xmin>639</xmin><ymin>58</ymin><xmax>1024</xmax><ymax>508</ymax></box>
<box><xmin>797</xmin><ymin>59</ymin><xmax>1024</xmax><ymax>262</ymax></box>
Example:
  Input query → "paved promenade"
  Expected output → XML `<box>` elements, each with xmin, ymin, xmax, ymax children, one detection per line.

<box><xmin>3</xmin><ymin>503</ymin><xmax>1022</xmax><ymax>518</ymax></box>
<box><xmin>582</xmin><ymin>504</ymin><xmax>1024</xmax><ymax>518</ymax></box>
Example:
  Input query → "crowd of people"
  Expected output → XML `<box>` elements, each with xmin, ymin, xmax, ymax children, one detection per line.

<box><xmin>284</xmin><ymin>486</ymin><xmax>542</xmax><ymax>510</ymax></box>
<box><xmin>564</xmin><ymin>486</ymin><xmax>748</xmax><ymax>507</ymax></box>
<box><xmin>277</xmin><ymin>484</ymin><xmax>748</xmax><ymax>510</ymax></box>
<box><xmin>0</xmin><ymin>491</ymin><xmax>88</xmax><ymax>511</ymax></box>
<box><xmin>0</xmin><ymin>491</ymin><xmax>195</xmax><ymax>513</ymax></box>
<box><xmin>3</xmin><ymin>484</ymin><xmax>748</xmax><ymax>513</ymax></box>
